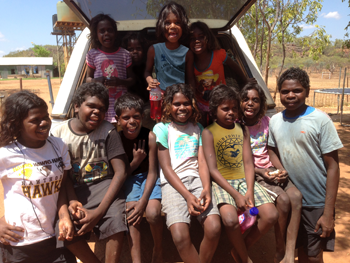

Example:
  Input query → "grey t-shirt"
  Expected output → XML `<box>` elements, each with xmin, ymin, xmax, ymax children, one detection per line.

<box><xmin>268</xmin><ymin>108</ymin><xmax>343</xmax><ymax>207</ymax></box>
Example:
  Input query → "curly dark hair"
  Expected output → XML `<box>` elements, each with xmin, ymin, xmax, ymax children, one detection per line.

<box><xmin>209</xmin><ymin>84</ymin><xmax>240</xmax><ymax>120</ymax></box>
<box><xmin>121</xmin><ymin>32</ymin><xmax>149</xmax><ymax>62</ymax></box>
<box><xmin>162</xmin><ymin>83</ymin><xmax>201</xmax><ymax>123</ymax></box>
<box><xmin>277</xmin><ymin>67</ymin><xmax>310</xmax><ymax>95</ymax></box>
<box><xmin>72</xmin><ymin>82</ymin><xmax>109</xmax><ymax>109</ymax></box>
<box><xmin>189</xmin><ymin>21</ymin><xmax>220</xmax><ymax>51</ymax></box>
<box><xmin>114</xmin><ymin>93</ymin><xmax>144</xmax><ymax>116</ymax></box>
<box><xmin>240</xmin><ymin>82</ymin><xmax>267</xmax><ymax>121</ymax></box>
<box><xmin>156</xmin><ymin>1</ymin><xmax>189</xmax><ymax>44</ymax></box>
<box><xmin>88</xmin><ymin>13</ymin><xmax>118</xmax><ymax>49</ymax></box>
<box><xmin>0</xmin><ymin>91</ymin><xmax>47</xmax><ymax>147</ymax></box>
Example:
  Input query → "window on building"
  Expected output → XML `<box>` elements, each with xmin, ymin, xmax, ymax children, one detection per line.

<box><xmin>11</xmin><ymin>69</ymin><xmax>15</xmax><ymax>74</ymax></box>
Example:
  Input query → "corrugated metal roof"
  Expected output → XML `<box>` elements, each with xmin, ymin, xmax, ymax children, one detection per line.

<box><xmin>0</xmin><ymin>57</ymin><xmax>53</xmax><ymax>65</ymax></box>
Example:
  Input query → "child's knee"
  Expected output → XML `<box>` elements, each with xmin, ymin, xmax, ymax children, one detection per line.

<box><xmin>204</xmin><ymin>216</ymin><xmax>221</xmax><ymax>239</ymax></box>
<box><xmin>222</xmin><ymin>215</ymin><xmax>240</xmax><ymax>229</ymax></box>
<box><xmin>145</xmin><ymin>205</ymin><xmax>162</xmax><ymax>225</ymax></box>
<box><xmin>288</xmin><ymin>188</ymin><xmax>303</xmax><ymax>208</ymax></box>
<box><xmin>260</xmin><ymin>205</ymin><xmax>279</xmax><ymax>225</ymax></box>
<box><xmin>276</xmin><ymin>193</ymin><xmax>291</xmax><ymax>213</ymax></box>
<box><xmin>171</xmin><ymin>227</ymin><xmax>191</xmax><ymax>248</ymax></box>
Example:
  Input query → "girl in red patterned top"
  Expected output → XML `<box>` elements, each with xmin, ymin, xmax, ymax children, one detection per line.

<box><xmin>189</xmin><ymin>21</ymin><xmax>248</xmax><ymax>126</ymax></box>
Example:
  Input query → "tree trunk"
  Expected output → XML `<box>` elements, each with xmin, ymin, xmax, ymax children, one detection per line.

<box><xmin>264</xmin><ymin>30</ymin><xmax>272</xmax><ymax>86</ymax></box>
<box><xmin>253</xmin><ymin>2</ymin><xmax>259</xmax><ymax>59</ymax></box>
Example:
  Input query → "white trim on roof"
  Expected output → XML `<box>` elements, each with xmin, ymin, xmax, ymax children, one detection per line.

<box><xmin>0</xmin><ymin>57</ymin><xmax>53</xmax><ymax>66</ymax></box>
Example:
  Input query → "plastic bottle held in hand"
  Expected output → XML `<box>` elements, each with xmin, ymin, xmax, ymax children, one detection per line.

<box><xmin>149</xmin><ymin>79</ymin><xmax>162</xmax><ymax>120</ymax></box>
<box><xmin>238</xmin><ymin>207</ymin><xmax>259</xmax><ymax>234</ymax></box>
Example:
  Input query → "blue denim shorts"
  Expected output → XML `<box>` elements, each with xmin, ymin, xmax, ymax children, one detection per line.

<box><xmin>124</xmin><ymin>172</ymin><xmax>162</xmax><ymax>202</ymax></box>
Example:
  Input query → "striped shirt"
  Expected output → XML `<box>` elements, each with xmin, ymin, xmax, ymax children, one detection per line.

<box><xmin>86</xmin><ymin>48</ymin><xmax>132</xmax><ymax>122</ymax></box>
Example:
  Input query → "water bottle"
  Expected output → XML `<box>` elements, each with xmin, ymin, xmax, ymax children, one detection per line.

<box><xmin>238</xmin><ymin>207</ymin><xmax>259</xmax><ymax>234</ymax></box>
<box><xmin>149</xmin><ymin>79</ymin><xmax>162</xmax><ymax>120</ymax></box>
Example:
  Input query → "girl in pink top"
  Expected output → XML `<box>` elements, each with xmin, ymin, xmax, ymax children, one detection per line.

<box><xmin>86</xmin><ymin>14</ymin><xmax>135</xmax><ymax>123</ymax></box>
<box><xmin>240</xmin><ymin>82</ymin><xmax>302</xmax><ymax>263</ymax></box>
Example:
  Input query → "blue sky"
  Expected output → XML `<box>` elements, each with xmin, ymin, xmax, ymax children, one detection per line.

<box><xmin>0</xmin><ymin>0</ymin><xmax>350</xmax><ymax>57</ymax></box>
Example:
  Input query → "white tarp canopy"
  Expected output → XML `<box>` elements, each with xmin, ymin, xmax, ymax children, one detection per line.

<box><xmin>0</xmin><ymin>57</ymin><xmax>53</xmax><ymax>66</ymax></box>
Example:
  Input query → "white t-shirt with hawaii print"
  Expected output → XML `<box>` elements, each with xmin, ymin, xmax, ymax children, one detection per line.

<box><xmin>0</xmin><ymin>137</ymin><xmax>71</xmax><ymax>246</ymax></box>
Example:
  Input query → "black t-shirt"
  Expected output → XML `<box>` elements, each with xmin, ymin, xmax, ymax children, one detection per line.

<box><xmin>119</xmin><ymin>127</ymin><xmax>150</xmax><ymax>175</ymax></box>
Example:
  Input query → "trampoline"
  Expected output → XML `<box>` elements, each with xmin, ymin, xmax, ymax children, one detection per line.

<box><xmin>313</xmin><ymin>88</ymin><xmax>350</xmax><ymax>126</ymax></box>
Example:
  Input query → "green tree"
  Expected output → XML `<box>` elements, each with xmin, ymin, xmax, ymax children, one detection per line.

<box><xmin>31</xmin><ymin>43</ymin><xmax>50</xmax><ymax>57</ymax></box>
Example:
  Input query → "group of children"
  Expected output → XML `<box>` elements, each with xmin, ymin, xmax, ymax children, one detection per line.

<box><xmin>0</xmin><ymin>1</ymin><xmax>342</xmax><ymax>263</ymax></box>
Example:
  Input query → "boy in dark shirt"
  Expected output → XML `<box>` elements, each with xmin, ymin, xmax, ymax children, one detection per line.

<box><xmin>115</xmin><ymin>93</ymin><xmax>163</xmax><ymax>263</ymax></box>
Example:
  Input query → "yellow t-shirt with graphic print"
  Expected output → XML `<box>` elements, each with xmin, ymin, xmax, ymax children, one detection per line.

<box><xmin>207</xmin><ymin>122</ymin><xmax>245</xmax><ymax>180</ymax></box>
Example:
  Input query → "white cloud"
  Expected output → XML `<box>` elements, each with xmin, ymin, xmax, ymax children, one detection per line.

<box><xmin>0</xmin><ymin>32</ymin><xmax>5</xmax><ymax>41</ymax></box>
<box><xmin>300</xmin><ymin>24</ymin><xmax>316</xmax><ymax>30</ymax></box>
<box><xmin>323</xmin><ymin>11</ymin><xmax>341</xmax><ymax>19</ymax></box>
<box><xmin>13</xmin><ymin>46</ymin><xmax>26</xmax><ymax>51</ymax></box>
<box><xmin>0</xmin><ymin>50</ymin><xmax>5</xmax><ymax>57</ymax></box>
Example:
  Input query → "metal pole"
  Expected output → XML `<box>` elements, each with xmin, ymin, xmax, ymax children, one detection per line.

<box><xmin>45</xmin><ymin>71</ymin><xmax>55</xmax><ymax>109</ymax></box>
<box><xmin>340</xmin><ymin>68</ymin><xmax>346</xmax><ymax>125</ymax></box>
<box><xmin>313</xmin><ymin>91</ymin><xmax>316</xmax><ymax>107</ymax></box>
<box><xmin>20</xmin><ymin>78</ymin><xmax>22</xmax><ymax>90</ymax></box>
<box><xmin>338</xmin><ymin>67</ymin><xmax>342</xmax><ymax>89</ymax></box>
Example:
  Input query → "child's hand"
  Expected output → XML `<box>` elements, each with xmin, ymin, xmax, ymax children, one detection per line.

<box><xmin>58</xmin><ymin>217</ymin><xmax>74</xmax><ymax>241</ymax></box>
<box><xmin>315</xmin><ymin>214</ymin><xmax>335</xmax><ymax>238</ymax></box>
<box><xmin>126</xmin><ymin>199</ymin><xmax>147</xmax><ymax>226</ymax></box>
<box><xmin>104</xmin><ymin>77</ymin><xmax>122</xmax><ymax>87</ymax></box>
<box><xmin>0</xmin><ymin>217</ymin><xmax>24</xmax><ymax>245</ymax></box>
<box><xmin>198</xmin><ymin>188</ymin><xmax>211</xmax><ymax>212</ymax></box>
<box><xmin>186</xmin><ymin>194</ymin><xmax>203</xmax><ymax>216</ymax></box>
<box><xmin>147</xmin><ymin>79</ymin><xmax>160</xmax><ymax>90</ymax></box>
<box><xmin>234</xmin><ymin>193</ymin><xmax>248</xmax><ymax>211</ymax></box>
<box><xmin>132</xmin><ymin>140</ymin><xmax>147</xmax><ymax>166</ymax></box>
<box><xmin>263</xmin><ymin>169</ymin><xmax>277</xmax><ymax>183</ymax></box>
<box><xmin>244</xmin><ymin>191</ymin><xmax>255</xmax><ymax>208</ymax></box>
<box><xmin>68</xmin><ymin>200</ymin><xmax>84</xmax><ymax>221</ymax></box>
<box><xmin>74</xmin><ymin>207</ymin><xmax>102</xmax><ymax>236</ymax></box>
<box><xmin>277</xmin><ymin>169</ymin><xmax>288</xmax><ymax>183</ymax></box>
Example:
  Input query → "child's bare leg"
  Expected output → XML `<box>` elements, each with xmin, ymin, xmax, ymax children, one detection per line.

<box><xmin>274</xmin><ymin>192</ymin><xmax>291</xmax><ymax>263</ymax></box>
<box><xmin>282</xmin><ymin>187</ymin><xmax>302</xmax><ymax>263</ymax></box>
<box><xmin>146</xmin><ymin>199</ymin><xmax>163</xmax><ymax>263</ymax></box>
<box><xmin>298</xmin><ymin>248</ymin><xmax>323</xmax><ymax>263</ymax></box>
<box><xmin>199</xmin><ymin>214</ymin><xmax>221</xmax><ymax>263</ymax></box>
<box><xmin>169</xmin><ymin>222</ymin><xmax>200</xmax><ymax>263</ymax></box>
<box><xmin>105</xmin><ymin>232</ymin><xmax>124</xmax><ymax>263</ymax></box>
<box><xmin>245</xmin><ymin>203</ymin><xmax>279</xmax><ymax>249</ymax></box>
<box><xmin>219</xmin><ymin>204</ymin><xmax>251</xmax><ymax>263</ymax></box>
<box><xmin>126</xmin><ymin>201</ymin><xmax>142</xmax><ymax>263</ymax></box>
<box><xmin>66</xmin><ymin>239</ymin><xmax>100</xmax><ymax>263</ymax></box>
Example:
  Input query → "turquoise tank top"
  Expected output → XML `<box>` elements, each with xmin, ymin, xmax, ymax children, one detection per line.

<box><xmin>153</xmin><ymin>43</ymin><xmax>188</xmax><ymax>90</ymax></box>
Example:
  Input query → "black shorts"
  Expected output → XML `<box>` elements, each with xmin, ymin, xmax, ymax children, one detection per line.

<box><xmin>296</xmin><ymin>207</ymin><xmax>335</xmax><ymax>257</ymax></box>
<box><xmin>63</xmin><ymin>179</ymin><xmax>127</xmax><ymax>245</ymax></box>
<box><xmin>0</xmin><ymin>237</ymin><xmax>76</xmax><ymax>263</ymax></box>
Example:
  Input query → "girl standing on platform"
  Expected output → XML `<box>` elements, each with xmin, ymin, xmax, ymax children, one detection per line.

<box><xmin>86</xmin><ymin>13</ymin><xmax>135</xmax><ymax>123</ymax></box>
<box><xmin>145</xmin><ymin>2</ymin><xmax>195</xmax><ymax>92</ymax></box>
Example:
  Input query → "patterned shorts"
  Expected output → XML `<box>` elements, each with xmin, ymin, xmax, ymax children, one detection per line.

<box><xmin>212</xmin><ymin>178</ymin><xmax>273</xmax><ymax>207</ymax></box>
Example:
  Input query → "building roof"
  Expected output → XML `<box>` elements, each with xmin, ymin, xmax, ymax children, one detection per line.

<box><xmin>0</xmin><ymin>57</ymin><xmax>53</xmax><ymax>66</ymax></box>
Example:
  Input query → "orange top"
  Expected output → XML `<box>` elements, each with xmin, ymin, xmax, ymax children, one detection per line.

<box><xmin>194</xmin><ymin>49</ymin><xmax>228</xmax><ymax>106</ymax></box>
